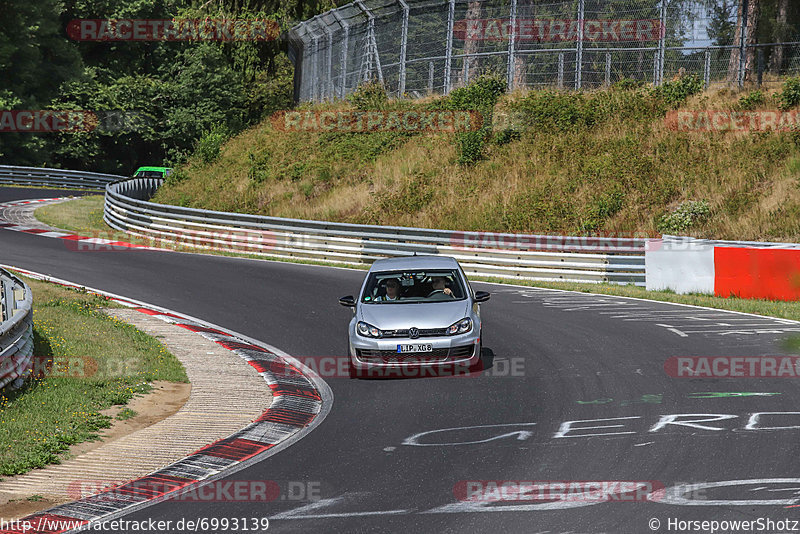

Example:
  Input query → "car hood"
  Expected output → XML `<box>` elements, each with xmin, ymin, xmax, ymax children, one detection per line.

<box><xmin>359</xmin><ymin>300</ymin><xmax>470</xmax><ymax>330</ymax></box>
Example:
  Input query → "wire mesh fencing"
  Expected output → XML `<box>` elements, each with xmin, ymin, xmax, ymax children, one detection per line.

<box><xmin>288</xmin><ymin>0</ymin><xmax>800</xmax><ymax>102</ymax></box>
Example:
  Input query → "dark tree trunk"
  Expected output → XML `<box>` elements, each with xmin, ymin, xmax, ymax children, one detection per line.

<box><xmin>728</xmin><ymin>0</ymin><xmax>760</xmax><ymax>84</ymax></box>
<box><xmin>769</xmin><ymin>0</ymin><xmax>789</xmax><ymax>74</ymax></box>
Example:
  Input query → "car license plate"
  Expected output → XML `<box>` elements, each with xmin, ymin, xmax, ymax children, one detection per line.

<box><xmin>397</xmin><ymin>343</ymin><xmax>433</xmax><ymax>353</ymax></box>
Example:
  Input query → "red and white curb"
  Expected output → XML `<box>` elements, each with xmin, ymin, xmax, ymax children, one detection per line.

<box><xmin>0</xmin><ymin>266</ymin><xmax>333</xmax><ymax>534</ymax></box>
<box><xmin>0</xmin><ymin>198</ymin><xmax>165</xmax><ymax>251</ymax></box>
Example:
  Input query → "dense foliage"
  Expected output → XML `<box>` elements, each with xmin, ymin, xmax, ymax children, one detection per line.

<box><xmin>0</xmin><ymin>0</ymin><xmax>333</xmax><ymax>173</ymax></box>
<box><xmin>2</xmin><ymin>0</ymin><xmax>800</xmax><ymax>174</ymax></box>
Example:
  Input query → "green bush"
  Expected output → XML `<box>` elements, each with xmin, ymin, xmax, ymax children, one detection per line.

<box><xmin>507</xmin><ymin>89</ymin><xmax>662</xmax><ymax>134</ymax></box>
<box><xmin>347</xmin><ymin>80</ymin><xmax>388</xmax><ymax>110</ymax></box>
<box><xmin>456</xmin><ymin>130</ymin><xmax>486</xmax><ymax>165</ymax></box>
<box><xmin>510</xmin><ymin>91</ymin><xmax>593</xmax><ymax>131</ymax></box>
<box><xmin>163</xmin><ymin>167</ymin><xmax>188</xmax><ymax>186</ymax></box>
<box><xmin>613</xmin><ymin>78</ymin><xmax>647</xmax><ymax>91</ymax></box>
<box><xmin>433</xmin><ymin>74</ymin><xmax>507</xmax><ymax>165</ymax></box>
<box><xmin>438</xmin><ymin>74</ymin><xmax>506</xmax><ymax>114</ymax></box>
<box><xmin>195</xmin><ymin>124</ymin><xmax>228</xmax><ymax>164</ymax></box>
<box><xmin>779</xmin><ymin>77</ymin><xmax>800</xmax><ymax>110</ymax></box>
<box><xmin>658</xmin><ymin>200</ymin><xmax>711</xmax><ymax>234</ymax></box>
<box><xmin>652</xmin><ymin>75</ymin><xmax>703</xmax><ymax>107</ymax></box>
<box><xmin>738</xmin><ymin>90</ymin><xmax>765</xmax><ymax>110</ymax></box>
<box><xmin>492</xmin><ymin>128</ymin><xmax>521</xmax><ymax>146</ymax></box>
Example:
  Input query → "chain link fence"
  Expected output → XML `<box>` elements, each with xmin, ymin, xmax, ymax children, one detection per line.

<box><xmin>288</xmin><ymin>0</ymin><xmax>800</xmax><ymax>102</ymax></box>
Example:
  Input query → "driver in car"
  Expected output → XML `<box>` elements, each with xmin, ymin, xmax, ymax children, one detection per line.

<box><xmin>430</xmin><ymin>276</ymin><xmax>454</xmax><ymax>297</ymax></box>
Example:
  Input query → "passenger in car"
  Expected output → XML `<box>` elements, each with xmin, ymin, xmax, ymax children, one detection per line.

<box><xmin>375</xmin><ymin>278</ymin><xmax>402</xmax><ymax>301</ymax></box>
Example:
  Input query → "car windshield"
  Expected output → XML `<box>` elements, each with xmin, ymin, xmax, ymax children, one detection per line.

<box><xmin>361</xmin><ymin>269</ymin><xmax>467</xmax><ymax>303</ymax></box>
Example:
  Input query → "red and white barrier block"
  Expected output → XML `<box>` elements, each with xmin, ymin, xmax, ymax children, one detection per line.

<box><xmin>646</xmin><ymin>237</ymin><xmax>800</xmax><ymax>301</ymax></box>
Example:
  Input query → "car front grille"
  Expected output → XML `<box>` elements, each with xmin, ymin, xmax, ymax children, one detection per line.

<box><xmin>381</xmin><ymin>328</ymin><xmax>449</xmax><ymax>338</ymax></box>
<box><xmin>356</xmin><ymin>345</ymin><xmax>475</xmax><ymax>364</ymax></box>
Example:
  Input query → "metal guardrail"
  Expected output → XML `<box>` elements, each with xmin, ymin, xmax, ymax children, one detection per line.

<box><xmin>0</xmin><ymin>165</ymin><xmax>125</xmax><ymax>190</ymax></box>
<box><xmin>0</xmin><ymin>269</ymin><xmax>34</xmax><ymax>390</ymax></box>
<box><xmin>659</xmin><ymin>234</ymin><xmax>800</xmax><ymax>250</ymax></box>
<box><xmin>104</xmin><ymin>178</ymin><xmax>647</xmax><ymax>285</ymax></box>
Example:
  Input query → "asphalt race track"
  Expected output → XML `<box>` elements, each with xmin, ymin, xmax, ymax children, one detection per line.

<box><xmin>3</xmin><ymin>187</ymin><xmax>800</xmax><ymax>534</ymax></box>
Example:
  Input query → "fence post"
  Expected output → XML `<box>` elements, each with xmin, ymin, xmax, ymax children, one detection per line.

<box><xmin>657</xmin><ymin>0</ymin><xmax>667</xmax><ymax>85</ymax></box>
<box><xmin>653</xmin><ymin>50</ymin><xmax>658</xmax><ymax>86</ymax></box>
<box><xmin>296</xmin><ymin>21</ymin><xmax>310</xmax><ymax>101</ymax></box>
<box><xmin>605</xmin><ymin>51</ymin><xmax>611</xmax><ymax>86</ymax></box>
<box><xmin>398</xmin><ymin>0</ymin><xmax>410</xmax><ymax>96</ymax></box>
<box><xmin>356</xmin><ymin>0</ymin><xmax>384</xmax><ymax>85</ymax></box>
<box><xmin>575</xmin><ymin>0</ymin><xmax>584</xmax><ymax>90</ymax></box>
<box><xmin>558</xmin><ymin>52</ymin><xmax>564</xmax><ymax>89</ymax></box>
<box><xmin>506</xmin><ymin>0</ymin><xmax>518</xmax><ymax>91</ymax></box>
<box><xmin>704</xmin><ymin>48</ymin><xmax>711</xmax><ymax>89</ymax></box>
<box><xmin>323</xmin><ymin>23</ymin><xmax>334</xmax><ymax>99</ymax></box>
<box><xmin>444</xmin><ymin>0</ymin><xmax>455</xmax><ymax>93</ymax></box>
<box><xmin>463</xmin><ymin>57</ymin><xmax>470</xmax><ymax>85</ymax></box>
<box><xmin>428</xmin><ymin>61</ymin><xmax>434</xmax><ymax>94</ymax></box>
<box><xmin>331</xmin><ymin>10</ymin><xmax>349</xmax><ymax>98</ymax></box>
<box><xmin>757</xmin><ymin>47</ymin><xmax>764</xmax><ymax>86</ymax></box>
<box><xmin>312</xmin><ymin>35</ymin><xmax>321</xmax><ymax>102</ymax></box>
<box><xmin>738</xmin><ymin>0</ymin><xmax>749</xmax><ymax>88</ymax></box>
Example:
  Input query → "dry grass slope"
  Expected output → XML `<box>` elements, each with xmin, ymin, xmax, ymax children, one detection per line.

<box><xmin>154</xmin><ymin>82</ymin><xmax>800</xmax><ymax>242</ymax></box>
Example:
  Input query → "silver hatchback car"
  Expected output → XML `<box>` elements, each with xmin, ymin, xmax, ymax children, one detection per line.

<box><xmin>339</xmin><ymin>256</ymin><xmax>489</xmax><ymax>377</ymax></box>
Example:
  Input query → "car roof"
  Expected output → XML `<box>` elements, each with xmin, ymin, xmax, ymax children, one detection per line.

<box><xmin>134</xmin><ymin>166</ymin><xmax>171</xmax><ymax>172</ymax></box>
<box><xmin>369</xmin><ymin>255</ymin><xmax>460</xmax><ymax>273</ymax></box>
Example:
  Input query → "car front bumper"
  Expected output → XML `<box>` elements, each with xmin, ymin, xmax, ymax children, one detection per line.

<box><xmin>348</xmin><ymin>330</ymin><xmax>481</xmax><ymax>372</ymax></box>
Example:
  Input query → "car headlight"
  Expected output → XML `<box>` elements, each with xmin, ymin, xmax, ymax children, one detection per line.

<box><xmin>447</xmin><ymin>318</ymin><xmax>472</xmax><ymax>335</ymax></box>
<box><xmin>357</xmin><ymin>321</ymin><xmax>381</xmax><ymax>338</ymax></box>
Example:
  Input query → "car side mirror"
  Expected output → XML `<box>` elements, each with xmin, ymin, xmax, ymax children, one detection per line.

<box><xmin>339</xmin><ymin>295</ymin><xmax>356</xmax><ymax>307</ymax></box>
<box><xmin>474</xmin><ymin>291</ymin><xmax>490</xmax><ymax>303</ymax></box>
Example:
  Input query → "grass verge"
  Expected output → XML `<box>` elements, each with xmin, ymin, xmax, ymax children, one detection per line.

<box><xmin>34</xmin><ymin>195</ymin><xmax>129</xmax><ymax>241</ymax></box>
<box><xmin>0</xmin><ymin>277</ymin><xmax>188</xmax><ymax>477</ymax></box>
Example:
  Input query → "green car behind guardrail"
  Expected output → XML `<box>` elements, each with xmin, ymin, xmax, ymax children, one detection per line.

<box><xmin>133</xmin><ymin>166</ymin><xmax>172</xmax><ymax>179</ymax></box>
